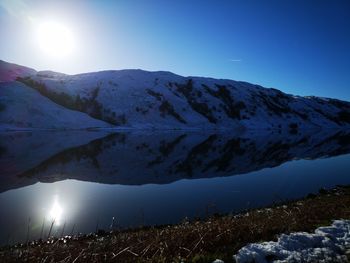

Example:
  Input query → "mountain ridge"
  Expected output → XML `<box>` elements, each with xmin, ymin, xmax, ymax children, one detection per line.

<box><xmin>1</xmin><ymin>60</ymin><xmax>350</xmax><ymax>130</ymax></box>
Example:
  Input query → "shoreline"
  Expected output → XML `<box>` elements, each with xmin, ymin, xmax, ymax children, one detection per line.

<box><xmin>1</xmin><ymin>186</ymin><xmax>350</xmax><ymax>262</ymax></box>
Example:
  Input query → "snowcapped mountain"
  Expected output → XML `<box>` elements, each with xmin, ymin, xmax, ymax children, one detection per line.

<box><xmin>1</xmin><ymin>60</ymin><xmax>350</xmax><ymax>130</ymax></box>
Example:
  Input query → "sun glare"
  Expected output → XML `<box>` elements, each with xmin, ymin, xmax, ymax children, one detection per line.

<box><xmin>36</xmin><ymin>21</ymin><xmax>75</xmax><ymax>57</ymax></box>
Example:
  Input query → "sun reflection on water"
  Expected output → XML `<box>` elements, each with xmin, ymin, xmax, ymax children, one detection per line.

<box><xmin>48</xmin><ymin>195</ymin><xmax>63</xmax><ymax>226</ymax></box>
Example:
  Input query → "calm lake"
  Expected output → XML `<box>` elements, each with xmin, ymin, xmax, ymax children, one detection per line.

<box><xmin>0</xmin><ymin>129</ymin><xmax>349</xmax><ymax>245</ymax></box>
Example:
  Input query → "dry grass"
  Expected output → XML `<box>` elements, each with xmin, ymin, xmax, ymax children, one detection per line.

<box><xmin>1</xmin><ymin>186</ymin><xmax>350</xmax><ymax>263</ymax></box>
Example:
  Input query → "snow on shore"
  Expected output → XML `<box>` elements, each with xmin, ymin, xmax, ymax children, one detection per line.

<box><xmin>233</xmin><ymin>220</ymin><xmax>350</xmax><ymax>263</ymax></box>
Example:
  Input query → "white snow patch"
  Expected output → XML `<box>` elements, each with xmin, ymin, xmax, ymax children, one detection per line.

<box><xmin>234</xmin><ymin>220</ymin><xmax>350</xmax><ymax>263</ymax></box>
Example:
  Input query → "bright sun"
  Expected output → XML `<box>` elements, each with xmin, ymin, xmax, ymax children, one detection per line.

<box><xmin>37</xmin><ymin>21</ymin><xmax>75</xmax><ymax>57</ymax></box>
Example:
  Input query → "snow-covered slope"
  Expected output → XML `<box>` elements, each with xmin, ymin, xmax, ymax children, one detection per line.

<box><xmin>15</xmin><ymin>68</ymin><xmax>350</xmax><ymax>130</ymax></box>
<box><xmin>0</xmin><ymin>60</ymin><xmax>36</xmax><ymax>82</ymax></box>
<box><xmin>1</xmin><ymin>60</ymin><xmax>350</xmax><ymax>130</ymax></box>
<box><xmin>0</xmin><ymin>81</ymin><xmax>111</xmax><ymax>130</ymax></box>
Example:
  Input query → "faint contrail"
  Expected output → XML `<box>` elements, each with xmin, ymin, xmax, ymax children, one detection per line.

<box><xmin>229</xmin><ymin>59</ymin><xmax>242</xmax><ymax>62</ymax></box>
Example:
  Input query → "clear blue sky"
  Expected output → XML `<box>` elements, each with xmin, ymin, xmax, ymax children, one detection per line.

<box><xmin>0</xmin><ymin>0</ymin><xmax>349</xmax><ymax>100</ymax></box>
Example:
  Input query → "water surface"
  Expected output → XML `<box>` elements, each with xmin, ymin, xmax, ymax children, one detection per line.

<box><xmin>0</xmin><ymin>129</ymin><xmax>349</xmax><ymax>245</ymax></box>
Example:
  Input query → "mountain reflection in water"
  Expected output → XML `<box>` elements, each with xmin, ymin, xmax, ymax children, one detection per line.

<box><xmin>0</xmin><ymin>129</ymin><xmax>349</xmax><ymax>245</ymax></box>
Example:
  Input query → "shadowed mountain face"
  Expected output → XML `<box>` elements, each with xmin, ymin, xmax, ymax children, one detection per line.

<box><xmin>1</xmin><ymin>129</ymin><xmax>350</xmax><ymax>193</ymax></box>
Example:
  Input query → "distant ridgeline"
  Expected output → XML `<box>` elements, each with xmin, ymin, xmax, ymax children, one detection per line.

<box><xmin>1</xmin><ymin>60</ymin><xmax>350</xmax><ymax>130</ymax></box>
